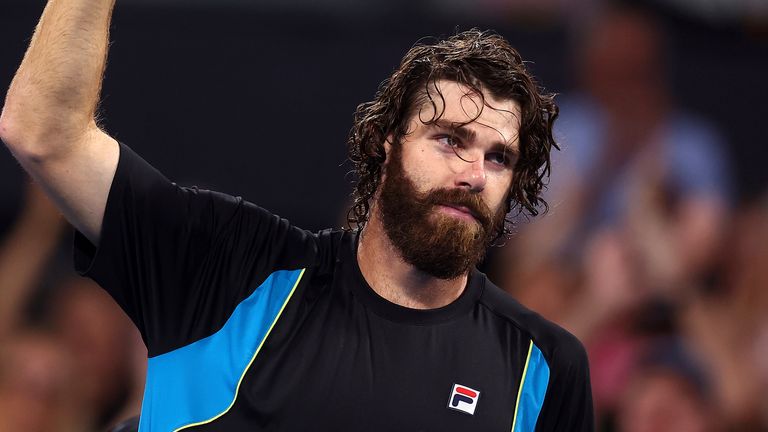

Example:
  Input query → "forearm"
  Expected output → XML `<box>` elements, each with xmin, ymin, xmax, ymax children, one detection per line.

<box><xmin>0</xmin><ymin>0</ymin><xmax>116</xmax><ymax>155</ymax></box>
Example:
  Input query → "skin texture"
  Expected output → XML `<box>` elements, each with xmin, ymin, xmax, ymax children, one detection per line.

<box><xmin>358</xmin><ymin>80</ymin><xmax>521</xmax><ymax>310</ymax></box>
<box><xmin>0</xmin><ymin>0</ymin><xmax>119</xmax><ymax>245</ymax></box>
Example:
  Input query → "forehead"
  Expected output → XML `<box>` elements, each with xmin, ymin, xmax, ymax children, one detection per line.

<box><xmin>414</xmin><ymin>80</ymin><xmax>521</xmax><ymax>146</ymax></box>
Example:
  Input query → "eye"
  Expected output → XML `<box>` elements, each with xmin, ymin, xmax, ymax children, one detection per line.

<box><xmin>436</xmin><ymin>135</ymin><xmax>462</xmax><ymax>149</ymax></box>
<box><xmin>486</xmin><ymin>152</ymin><xmax>512</xmax><ymax>167</ymax></box>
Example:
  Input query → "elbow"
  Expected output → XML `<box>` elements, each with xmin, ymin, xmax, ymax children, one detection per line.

<box><xmin>1</xmin><ymin>80</ymin><xmax>96</xmax><ymax>160</ymax></box>
<box><xmin>0</xmin><ymin>107</ymin><xmax>82</xmax><ymax>163</ymax></box>
<box><xmin>0</xmin><ymin>108</ymin><xmax>16</xmax><ymax>146</ymax></box>
<box><xmin>0</xmin><ymin>109</ymin><xmax>28</xmax><ymax>157</ymax></box>
<box><xmin>0</xmin><ymin>112</ymin><xmax>42</xmax><ymax>162</ymax></box>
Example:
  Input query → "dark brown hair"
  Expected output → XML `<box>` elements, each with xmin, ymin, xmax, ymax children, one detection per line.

<box><xmin>346</xmin><ymin>29</ymin><xmax>559</xmax><ymax>241</ymax></box>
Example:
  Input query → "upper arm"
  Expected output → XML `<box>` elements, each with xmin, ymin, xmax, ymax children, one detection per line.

<box><xmin>9</xmin><ymin>125</ymin><xmax>119</xmax><ymax>245</ymax></box>
<box><xmin>71</xmin><ymin>143</ymin><xmax>318</xmax><ymax>354</ymax></box>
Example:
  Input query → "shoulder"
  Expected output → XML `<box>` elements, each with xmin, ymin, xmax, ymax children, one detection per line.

<box><xmin>479</xmin><ymin>277</ymin><xmax>588</xmax><ymax>371</ymax></box>
<box><xmin>478</xmin><ymin>277</ymin><xmax>595</xmax><ymax>428</ymax></box>
<box><xmin>310</xmin><ymin>227</ymin><xmax>357</xmax><ymax>275</ymax></box>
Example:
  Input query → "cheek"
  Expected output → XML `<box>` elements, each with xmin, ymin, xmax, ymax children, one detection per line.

<box><xmin>487</xmin><ymin>176</ymin><xmax>513</xmax><ymax>211</ymax></box>
<box><xmin>489</xmin><ymin>194</ymin><xmax>508</xmax><ymax>215</ymax></box>
<box><xmin>402</xmin><ymin>152</ymin><xmax>449</xmax><ymax>191</ymax></box>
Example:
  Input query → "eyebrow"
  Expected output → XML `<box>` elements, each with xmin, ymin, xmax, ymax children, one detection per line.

<box><xmin>431</xmin><ymin>120</ymin><xmax>520</xmax><ymax>157</ymax></box>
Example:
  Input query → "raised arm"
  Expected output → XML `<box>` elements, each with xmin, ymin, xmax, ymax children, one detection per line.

<box><xmin>0</xmin><ymin>0</ymin><xmax>120</xmax><ymax>245</ymax></box>
<box><xmin>0</xmin><ymin>181</ymin><xmax>66</xmax><ymax>340</ymax></box>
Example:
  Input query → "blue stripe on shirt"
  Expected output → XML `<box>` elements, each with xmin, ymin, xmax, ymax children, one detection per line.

<box><xmin>138</xmin><ymin>268</ymin><xmax>305</xmax><ymax>432</ymax></box>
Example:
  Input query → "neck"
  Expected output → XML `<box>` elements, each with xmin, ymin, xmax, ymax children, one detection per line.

<box><xmin>357</xmin><ymin>212</ymin><xmax>469</xmax><ymax>310</ymax></box>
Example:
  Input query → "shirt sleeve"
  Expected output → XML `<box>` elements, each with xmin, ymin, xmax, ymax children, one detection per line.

<box><xmin>535</xmin><ymin>333</ymin><xmax>595</xmax><ymax>432</ymax></box>
<box><xmin>74</xmin><ymin>143</ymin><xmax>317</xmax><ymax>356</ymax></box>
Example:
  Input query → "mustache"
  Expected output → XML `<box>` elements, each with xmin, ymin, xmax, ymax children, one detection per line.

<box><xmin>421</xmin><ymin>188</ymin><xmax>494</xmax><ymax>228</ymax></box>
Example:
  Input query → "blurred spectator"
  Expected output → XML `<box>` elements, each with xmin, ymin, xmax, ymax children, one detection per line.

<box><xmin>0</xmin><ymin>180</ymin><xmax>145</xmax><ymax>431</ymax></box>
<box><xmin>527</xmin><ymin>4</ymin><xmax>729</xmax><ymax>299</ymax></box>
<box><xmin>499</xmin><ymin>4</ymin><xmax>732</xmax><ymax>337</ymax></box>
<box><xmin>617</xmin><ymin>339</ymin><xmax>720</xmax><ymax>432</ymax></box>
<box><xmin>0</xmin><ymin>180</ymin><xmax>81</xmax><ymax>431</ymax></box>
<box><xmin>50</xmin><ymin>277</ymin><xmax>146</xmax><ymax>431</ymax></box>
<box><xmin>681</xmin><ymin>194</ymin><xmax>768</xmax><ymax>429</ymax></box>
<box><xmin>0</xmin><ymin>180</ymin><xmax>66</xmax><ymax>338</ymax></box>
<box><xmin>501</xmin><ymin>3</ymin><xmax>732</xmax><ymax>335</ymax></box>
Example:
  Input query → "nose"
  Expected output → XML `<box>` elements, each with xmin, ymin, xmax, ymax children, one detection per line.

<box><xmin>455</xmin><ymin>158</ymin><xmax>486</xmax><ymax>193</ymax></box>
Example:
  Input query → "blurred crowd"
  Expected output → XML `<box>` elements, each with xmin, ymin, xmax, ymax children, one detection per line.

<box><xmin>0</xmin><ymin>181</ymin><xmax>146</xmax><ymax>431</ymax></box>
<box><xmin>491</xmin><ymin>7</ymin><xmax>768</xmax><ymax>432</ymax></box>
<box><xmin>0</xmin><ymin>3</ymin><xmax>766</xmax><ymax>432</ymax></box>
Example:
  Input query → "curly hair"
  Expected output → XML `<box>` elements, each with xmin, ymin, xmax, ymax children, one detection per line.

<box><xmin>346</xmin><ymin>29</ymin><xmax>559</xmax><ymax>241</ymax></box>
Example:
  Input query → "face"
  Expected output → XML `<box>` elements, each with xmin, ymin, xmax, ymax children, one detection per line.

<box><xmin>377</xmin><ymin>80</ymin><xmax>521</xmax><ymax>279</ymax></box>
<box><xmin>619</xmin><ymin>370</ymin><xmax>712</xmax><ymax>432</ymax></box>
<box><xmin>583</xmin><ymin>12</ymin><xmax>663</xmax><ymax>118</ymax></box>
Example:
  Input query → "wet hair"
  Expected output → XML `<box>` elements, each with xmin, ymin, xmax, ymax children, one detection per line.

<box><xmin>346</xmin><ymin>28</ymin><xmax>559</xmax><ymax>241</ymax></box>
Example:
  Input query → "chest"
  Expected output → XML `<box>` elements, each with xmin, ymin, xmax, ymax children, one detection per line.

<box><xmin>197</xmin><ymin>279</ymin><xmax>531</xmax><ymax>431</ymax></box>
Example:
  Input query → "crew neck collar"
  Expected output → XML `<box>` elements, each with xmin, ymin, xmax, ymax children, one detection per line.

<box><xmin>344</xmin><ymin>231</ymin><xmax>484</xmax><ymax>325</ymax></box>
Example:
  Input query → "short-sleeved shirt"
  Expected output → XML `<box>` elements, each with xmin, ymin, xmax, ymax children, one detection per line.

<box><xmin>75</xmin><ymin>144</ymin><xmax>594</xmax><ymax>432</ymax></box>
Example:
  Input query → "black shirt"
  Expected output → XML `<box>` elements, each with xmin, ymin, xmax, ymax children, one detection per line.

<box><xmin>75</xmin><ymin>144</ymin><xmax>594</xmax><ymax>431</ymax></box>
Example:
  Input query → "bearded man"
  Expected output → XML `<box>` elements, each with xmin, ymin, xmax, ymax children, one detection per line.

<box><xmin>0</xmin><ymin>0</ymin><xmax>594</xmax><ymax>430</ymax></box>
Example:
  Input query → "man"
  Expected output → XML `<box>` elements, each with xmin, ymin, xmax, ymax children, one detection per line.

<box><xmin>0</xmin><ymin>0</ymin><xmax>593</xmax><ymax>430</ymax></box>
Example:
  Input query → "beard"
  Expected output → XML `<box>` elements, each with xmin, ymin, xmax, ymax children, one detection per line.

<box><xmin>377</xmin><ymin>144</ymin><xmax>507</xmax><ymax>280</ymax></box>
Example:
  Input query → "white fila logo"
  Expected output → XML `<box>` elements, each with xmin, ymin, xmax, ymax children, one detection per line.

<box><xmin>447</xmin><ymin>383</ymin><xmax>481</xmax><ymax>415</ymax></box>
